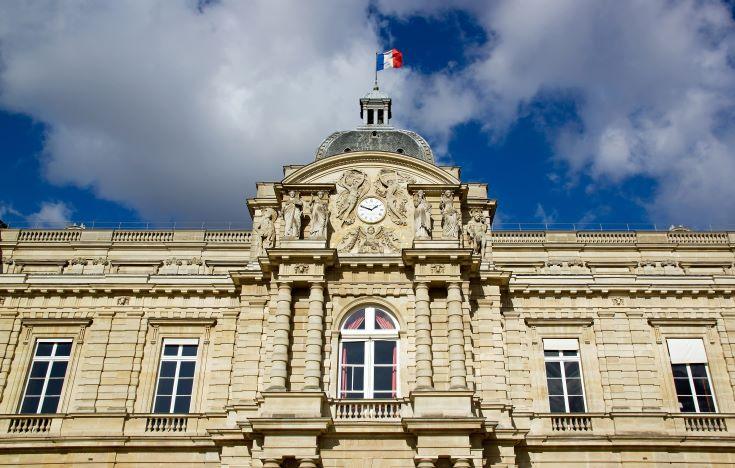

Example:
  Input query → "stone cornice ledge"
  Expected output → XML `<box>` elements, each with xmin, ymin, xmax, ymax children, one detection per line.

<box><xmin>648</xmin><ymin>318</ymin><xmax>718</xmax><ymax>327</ymax></box>
<box><xmin>524</xmin><ymin>317</ymin><xmax>594</xmax><ymax>327</ymax></box>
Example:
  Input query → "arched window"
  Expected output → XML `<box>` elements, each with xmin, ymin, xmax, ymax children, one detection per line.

<box><xmin>339</xmin><ymin>307</ymin><xmax>399</xmax><ymax>399</ymax></box>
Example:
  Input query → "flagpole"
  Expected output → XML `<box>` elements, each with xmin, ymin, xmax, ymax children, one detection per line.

<box><xmin>374</xmin><ymin>51</ymin><xmax>379</xmax><ymax>89</ymax></box>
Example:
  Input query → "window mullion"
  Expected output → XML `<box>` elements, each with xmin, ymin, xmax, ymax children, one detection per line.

<box><xmin>686</xmin><ymin>364</ymin><xmax>700</xmax><ymax>413</ymax></box>
<box><xmin>170</xmin><ymin>358</ymin><xmax>181</xmax><ymax>413</ymax></box>
<box><xmin>37</xmin><ymin>350</ymin><xmax>56</xmax><ymax>414</ymax></box>
<box><xmin>560</xmin><ymin>361</ymin><xmax>569</xmax><ymax>413</ymax></box>
<box><xmin>366</xmin><ymin>340</ymin><xmax>373</xmax><ymax>399</ymax></box>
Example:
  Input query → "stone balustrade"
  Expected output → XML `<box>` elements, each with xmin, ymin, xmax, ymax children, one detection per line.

<box><xmin>331</xmin><ymin>399</ymin><xmax>409</xmax><ymax>421</ymax></box>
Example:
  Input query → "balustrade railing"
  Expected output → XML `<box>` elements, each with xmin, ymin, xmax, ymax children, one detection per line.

<box><xmin>17</xmin><ymin>230</ymin><xmax>81</xmax><ymax>243</ymax></box>
<box><xmin>490</xmin><ymin>231</ymin><xmax>547</xmax><ymax>244</ymax></box>
<box><xmin>550</xmin><ymin>415</ymin><xmax>593</xmax><ymax>432</ymax></box>
<box><xmin>7</xmin><ymin>416</ymin><xmax>53</xmax><ymax>433</ymax></box>
<box><xmin>331</xmin><ymin>399</ymin><xmax>406</xmax><ymax>421</ymax></box>
<box><xmin>144</xmin><ymin>416</ymin><xmax>188</xmax><ymax>432</ymax></box>
<box><xmin>112</xmin><ymin>230</ymin><xmax>174</xmax><ymax>243</ymax></box>
<box><xmin>667</xmin><ymin>232</ymin><xmax>729</xmax><ymax>245</ymax></box>
<box><xmin>204</xmin><ymin>231</ymin><xmax>252</xmax><ymax>243</ymax></box>
<box><xmin>683</xmin><ymin>415</ymin><xmax>727</xmax><ymax>432</ymax></box>
<box><xmin>576</xmin><ymin>232</ymin><xmax>636</xmax><ymax>244</ymax></box>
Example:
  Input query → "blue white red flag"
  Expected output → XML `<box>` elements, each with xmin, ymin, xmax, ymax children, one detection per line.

<box><xmin>376</xmin><ymin>49</ymin><xmax>403</xmax><ymax>71</ymax></box>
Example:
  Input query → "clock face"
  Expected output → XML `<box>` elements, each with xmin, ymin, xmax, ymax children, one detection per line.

<box><xmin>357</xmin><ymin>197</ymin><xmax>386</xmax><ymax>224</ymax></box>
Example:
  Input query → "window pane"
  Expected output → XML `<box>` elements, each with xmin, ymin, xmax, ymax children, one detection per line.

<box><xmin>562</xmin><ymin>350</ymin><xmax>578</xmax><ymax>357</ymax></box>
<box><xmin>181</xmin><ymin>345</ymin><xmax>198</xmax><ymax>356</ymax></box>
<box><xmin>157</xmin><ymin>378</ymin><xmax>174</xmax><ymax>395</ymax></box>
<box><xmin>564</xmin><ymin>362</ymin><xmax>580</xmax><ymax>378</ymax></box>
<box><xmin>546</xmin><ymin>378</ymin><xmax>564</xmax><ymax>396</ymax></box>
<box><xmin>40</xmin><ymin>396</ymin><xmax>60</xmax><ymax>414</ymax></box>
<box><xmin>45</xmin><ymin>378</ymin><xmax>64</xmax><ymax>396</ymax></box>
<box><xmin>344</xmin><ymin>391</ymin><xmax>364</xmax><ymax>399</ymax></box>
<box><xmin>671</xmin><ymin>364</ymin><xmax>688</xmax><ymax>378</ymax></box>
<box><xmin>697</xmin><ymin>395</ymin><xmax>717</xmax><ymax>413</ymax></box>
<box><xmin>545</xmin><ymin>362</ymin><xmax>561</xmax><ymax>378</ymax></box>
<box><xmin>674</xmin><ymin>378</ymin><xmax>693</xmax><ymax>396</ymax></box>
<box><xmin>689</xmin><ymin>364</ymin><xmax>708</xmax><ymax>378</ymax></box>
<box><xmin>678</xmin><ymin>395</ymin><xmax>696</xmax><ymax>412</ymax></box>
<box><xmin>173</xmin><ymin>396</ymin><xmax>191</xmax><ymax>413</ymax></box>
<box><xmin>50</xmin><ymin>362</ymin><xmax>67</xmax><ymax>378</ymax></box>
<box><xmin>346</xmin><ymin>366</ymin><xmax>364</xmax><ymax>391</ymax></box>
<box><xmin>374</xmin><ymin>367</ymin><xmax>394</xmax><ymax>392</ymax></box>
<box><xmin>30</xmin><ymin>362</ymin><xmax>49</xmax><ymax>378</ymax></box>
<box><xmin>373</xmin><ymin>391</ymin><xmax>394</xmax><ymax>399</ymax></box>
<box><xmin>176</xmin><ymin>378</ymin><xmax>194</xmax><ymax>396</ymax></box>
<box><xmin>693</xmin><ymin>378</ymin><xmax>713</xmax><ymax>396</ymax></box>
<box><xmin>163</xmin><ymin>345</ymin><xmax>179</xmax><ymax>356</ymax></box>
<box><xmin>20</xmin><ymin>397</ymin><xmax>40</xmax><ymax>414</ymax></box>
<box><xmin>178</xmin><ymin>361</ymin><xmax>196</xmax><ymax>378</ymax></box>
<box><xmin>159</xmin><ymin>361</ymin><xmax>176</xmax><ymax>377</ymax></box>
<box><xmin>544</xmin><ymin>350</ymin><xmax>559</xmax><ymax>357</ymax></box>
<box><xmin>374</xmin><ymin>341</ymin><xmax>396</xmax><ymax>365</ymax></box>
<box><xmin>36</xmin><ymin>342</ymin><xmax>54</xmax><ymax>357</ymax></box>
<box><xmin>25</xmin><ymin>379</ymin><xmax>45</xmax><ymax>396</ymax></box>
<box><xmin>548</xmin><ymin>396</ymin><xmax>566</xmax><ymax>412</ymax></box>
<box><xmin>342</xmin><ymin>342</ymin><xmax>365</xmax><ymax>365</ymax></box>
<box><xmin>568</xmin><ymin>396</ymin><xmax>586</xmax><ymax>413</ymax></box>
<box><xmin>55</xmin><ymin>342</ymin><xmax>72</xmax><ymax>357</ymax></box>
<box><xmin>374</xmin><ymin>310</ymin><xmax>395</xmax><ymax>330</ymax></box>
<box><xmin>343</xmin><ymin>310</ymin><xmax>366</xmax><ymax>330</ymax></box>
<box><xmin>565</xmin><ymin>378</ymin><xmax>583</xmax><ymax>395</ymax></box>
<box><xmin>154</xmin><ymin>396</ymin><xmax>172</xmax><ymax>413</ymax></box>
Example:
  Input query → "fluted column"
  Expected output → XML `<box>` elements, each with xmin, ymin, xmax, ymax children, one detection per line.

<box><xmin>447</xmin><ymin>282</ymin><xmax>467</xmax><ymax>390</ymax></box>
<box><xmin>269</xmin><ymin>282</ymin><xmax>292</xmax><ymax>391</ymax></box>
<box><xmin>416</xmin><ymin>458</ymin><xmax>436</xmax><ymax>468</ymax></box>
<box><xmin>414</xmin><ymin>282</ymin><xmax>434</xmax><ymax>390</ymax></box>
<box><xmin>303</xmin><ymin>282</ymin><xmax>325</xmax><ymax>390</ymax></box>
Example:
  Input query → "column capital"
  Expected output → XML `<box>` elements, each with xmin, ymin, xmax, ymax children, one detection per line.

<box><xmin>298</xmin><ymin>458</ymin><xmax>319</xmax><ymax>468</ymax></box>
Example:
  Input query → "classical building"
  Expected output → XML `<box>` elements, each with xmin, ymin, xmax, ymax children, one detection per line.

<box><xmin>1</xmin><ymin>87</ymin><xmax>735</xmax><ymax>467</ymax></box>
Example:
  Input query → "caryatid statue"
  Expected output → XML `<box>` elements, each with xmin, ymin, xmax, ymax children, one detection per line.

<box><xmin>282</xmin><ymin>190</ymin><xmax>303</xmax><ymax>239</ymax></box>
<box><xmin>413</xmin><ymin>190</ymin><xmax>432</xmax><ymax>239</ymax></box>
<box><xmin>308</xmin><ymin>191</ymin><xmax>330</xmax><ymax>240</ymax></box>
<box><xmin>253</xmin><ymin>208</ymin><xmax>277</xmax><ymax>256</ymax></box>
<box><xmin>464</xmin><ymin>208</ymin><xmax>487</xmax><ymax>255</ymax></box>
<box><xmin>440</xmin><ymin>190</ymin><xmax>459</xmax><ymax>239</ymax></box>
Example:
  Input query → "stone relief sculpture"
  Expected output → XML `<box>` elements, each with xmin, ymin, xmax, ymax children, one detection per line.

<box><xmin>413</xmin><ymin>190</ymin><xmax>432</xmax><ymax>239</ymax></box>
<box><xmin>282</xmin><ymin>190</ymin><xmax>303</xmax><ymax>239</ymax></box>
<box><xmin>253</xmin><ymin>208</ymin><xmax>277</xmax><ymax>256</ymax></box>
<box><xmin>335</xmin><ymin>169</ymin><xmax>369</xmax><ymax>225</ymax></box>
<box><xmin>464</xmin><ymin>208</ymin><xmax>487</xmax><ymax>255</ymax></box>
<box><xmin>337</xmin><ymin>226</ymin><xmax>400</xmax><ymax>254</ymax></box>
<box><xmin>440</xmin><ymin>190</ymin><xmax>459</xmax><ymax>239</ymax></box>
<box><xmin>374</xmin><ymin>169</ymin><xmax>414</xmax><ymax>225</ymax></box>
<box><xmin>308</xmin><ymin>191</ymin><xmax>330</xmax><ymax>239</ymax></box>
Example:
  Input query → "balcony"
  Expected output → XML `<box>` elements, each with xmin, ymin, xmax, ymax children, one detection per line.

<box><xmin>330</xmin><ymin>399</ymin><xmax>410</xmax><ymax>422</ymax></box>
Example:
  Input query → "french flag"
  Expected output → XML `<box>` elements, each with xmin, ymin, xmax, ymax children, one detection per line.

<box><xmin>376</xmin><ymin>49</ymin><xmax>403</xmax><ymax>71</ymax></box>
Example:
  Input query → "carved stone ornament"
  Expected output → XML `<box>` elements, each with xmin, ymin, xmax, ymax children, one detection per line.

<box><xmin>282</xmin><ymin>190</ymin><xmax>303</xmax><ymax>239</ymax></box>
<box><xmin>293</xmin><ymin>264</ymin><xmax>310</xmax><ymax>274</ymax></box>
<box><xmin>373</xmin><ymin>169</ymin><xmax>414</xmax><ymax>225</ymax></box>
<box><xmin>335</xmin><ymin>169</ymin><xmax>369</xmax><ymax>226</ymax></box>
<box><xmin>464</xmin><ymin>208</ymin><xmax>487</xmax><ymax>255</ymax></box>
<box><xmin>337</xmin><ymin>226</ymin><xmax>400</xmax><ymax>254</ymax></box>
<box><xmin>430</xmin><ymin>264</ymin><xmax>445</xmax><ymax>274</ymax></box>
<box><xmin>413</xmin><ymin>190</ymin><xmax>432</xmax><ymax>239</ymax></box>
<box><xmin>117</xmin><ymin>296</ymin><xmax>130</xmax><ymax>306</ymax></box>
<box><xmin>308</xmin><ymin>191</ymin><xmax>330</xmax><ymax>240</ymax></box>
<box><xmin>440</xmin><ymin>190</ymin><xmax>459</xmax><ymax>239</ymax></box>
<box><xmin>253</xmin><ymin>208</ymin><xmax>278</xmax><ymax>256</ymax></box>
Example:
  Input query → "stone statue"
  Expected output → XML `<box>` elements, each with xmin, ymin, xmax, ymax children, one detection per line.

<box><xmin>413</xmin><ymin>190</ymin><xmax>432</xmax><ymax>239</ymax></box>
<box><xmin>308</xmin><ymin>191</ymin><xmax>329</xmax><ymax>239</ymax></box>
<box><xmin>337</xmin><ymin>226</ymin><xmax>400</xmax><ymax>254</ymax></box>
<box><xmin>464</xmin><ymin>208</ymin><xmax>487</xmax><ymax>255</ymax></box>
<box><xmin>282</xmin><ymin>190</ymin><xmax>303</xmax><ymax>239</ymax></box>
<box><xmin>374</xmin><ymin>169</ymin><xmax>413</xmax><ymax>225</ymax></box>
<box><xmin>254</xmin><ymin>208</ymin><xmax>277</xmax><ymax>256</ymax></box>
<box><xmin>335</xmin><ymin>169</ymin><xmax>368</xmax><ymax>225</ymax></box>
<box><xmin>440</xmin><ymin>190</ymin><xmax>459</xmax><ymax>239</ymax></box>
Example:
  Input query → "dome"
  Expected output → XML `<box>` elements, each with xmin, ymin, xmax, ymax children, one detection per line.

<box><xmin>315</xmin><ymin>128</ymin><xmax>435</xmax><ymax>164</ymax></box>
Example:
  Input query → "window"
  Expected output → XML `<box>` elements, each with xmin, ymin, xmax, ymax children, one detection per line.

<box><xmin>20</xmin><ymin>339</ymin><xmax>72</xmax><ymax>414</ymax></box>
<box><xmin>153</xmin><ymin>339</ymin><xmax>199</xmax><ymax>413</ymax></box>
<box><xmin>339</xmin><ymin>307</ymin><xmax>398</xmax><ymax>399</ymax></box>
<box><xmin>543</xmin><ymin>338</ymin><xmax>586</xmax><ymax>413</ymax></box>
<box><xmin>667</xmin><ymin>338</ymin><xmax>717</xmax><ymax>413</ymax></box>
<box><xmin>377</xmin><ymin>109</ymin><xmax>384</xmax><ymax>124</ymax></box>
<box><xmin>367</xmin><ymin>109</ymin><xmax>374</xmax><ymax>125</ymax></box>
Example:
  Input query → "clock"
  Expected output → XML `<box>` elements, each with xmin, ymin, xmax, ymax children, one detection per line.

<box><xmin>357</xmin><ymin>197</ymin><xmax>386</xmax><ymax>224</ymax></box>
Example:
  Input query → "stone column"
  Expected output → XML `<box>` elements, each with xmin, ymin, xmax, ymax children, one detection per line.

<box><xmin>416</xmin><ymin>459</ymin><xmax>436</xmax><ymax>468</ymax></box>
<box><xmin>262</xmin><ymin>459</ymin><xmax>281</xmax><ymax>468</ymax></box>
<box><xmin>298</xmin><ymin>458</ymin><xmax>319</xmax><ymax>468</ymax></box>
<box><xmin>303</xmin><ymin>282</ymin><xmax>325</xmax><ymax>391</ymax></box>
<box><xmin>447</xmin><ymin>282</ymin><xmax>468</xmax><ymax>390</ymax></box>
<box><xmin>453</xmin><ymin>458</ymin><xmax>471</xmax><ymax>468</ymax></box>
<box><xmin>414</xmin><ymin>282</ymin><xmax>434</xmax><ymax>390</ymax></box>
<box><xmin>269</xmin><ymin>282</ymin><xmax>292</xmax><ymax>391</ymax></box>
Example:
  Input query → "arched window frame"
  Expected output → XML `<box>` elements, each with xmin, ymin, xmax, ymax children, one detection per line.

<box><xmin>338</xmin><ymin>306</ymin><xmax>400</xmax><ymax>399</ymax></box>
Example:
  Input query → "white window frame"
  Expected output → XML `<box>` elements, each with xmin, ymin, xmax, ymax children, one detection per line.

<box><xmin>152</xmin><ymin>338</ymin><xmax>199</xmax><ymax>414</ymax></box>
<box><xmin>19</xmin><ymin>338</ymin><xmax>72</xmax><ymax>414</ymax></box>
<box><xmin>338</xmin><ymin>307</ymin><xmax>400</xmax><ymax>399</ymax></box>
<box><xmin>672</xmin><ymin>363</ymin><xmax>718</xmax><ymax>413</ymax></box>
<box><xmin>543</xmin><ymin>347</ymin><xmax>587</xmax><ymax>413</ymax></box>
<box><xmin>667</xmin><ymin>338</ymin><xmax>718</xmax><ymax>413</ymax></box>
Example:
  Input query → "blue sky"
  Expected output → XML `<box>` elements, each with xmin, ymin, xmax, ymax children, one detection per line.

<box><xmin>1</xmin><ymin>1</ymin><xmax>734</xmax><ymax>230</ymax></box>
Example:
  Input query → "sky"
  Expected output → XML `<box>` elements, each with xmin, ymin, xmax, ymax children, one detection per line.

<box><xmin>1</xmin><ymin>0</ymin><xmax>735</xmax><ymax>230</ymax></box>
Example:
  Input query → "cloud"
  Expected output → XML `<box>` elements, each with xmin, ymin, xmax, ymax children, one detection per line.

<box><xmin>0</xmin><ymin>202</ymin><xmax>21</xmax><ymax>220</ymax></box>
<box><xmin>534</xmin><ymin>203</ymin><xmax>558</xmax><ymax>225</ymax></box>
<box><xmin>25</xmin><ymin>201</ymin><xmax>73</xmax><ymax>228</ymax></box>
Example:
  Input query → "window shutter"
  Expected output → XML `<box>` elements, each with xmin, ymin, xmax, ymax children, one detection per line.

<box><xmin>667</xmin><ymin>338</ymin><xmax>707</xmax><ymax>364</ymax></box>
<box><xmin>543</xmin><ymin>338</ymin><xmax>579</xmax><ymax>351</ymax></box>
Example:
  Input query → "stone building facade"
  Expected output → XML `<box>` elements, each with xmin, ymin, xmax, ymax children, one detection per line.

<box><xmin>1</xmin><ymin>88</ymin><xmax>735</xmax><ymax>467</ymax></box>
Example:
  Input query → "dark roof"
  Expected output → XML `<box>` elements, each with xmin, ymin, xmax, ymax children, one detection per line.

<box><xmin>315</xmin><ymin>128</ymin><xmax>435</xmax><ymax>164</ymax></box>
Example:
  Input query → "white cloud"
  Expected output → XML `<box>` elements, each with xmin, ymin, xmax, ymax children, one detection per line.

<box><xmin>0</xmin><ymin>202</ymin><xmax>21</xmax><ymax>220</ymax></box>
<box><xmin>25</xmin><ymin>201</ymin><xmax>73</xmax><ymax>228</ymax></box>
<box><xmin>534</xmin><ymin>203</ymin><xmax>557</xmax><ymax>225</ymax></box>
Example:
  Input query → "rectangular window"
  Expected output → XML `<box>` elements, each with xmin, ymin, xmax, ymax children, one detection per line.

<box><xmin>377</xmin><ymin>109</ymin><xmax>384</xmax><ymax>124</ymax></box>
<box><xmin>339</xmin><ymin>339</ymin><xmax>398</xmax><ymax>399</ymax></box>
<box><xmin>153</xmin><ymin>339</ymin><xmax>198</xmax><ymax>414</ymax></box>
<box><xmin>667</xmin><ymin>338</ymin><xmax>717</xmax><ymax>413</ymax></box>
<box><xmin>543</xmin><ymin>338</ymin><xmax>586</xmax><ymax>413</ymax></box>
<box><xmin>20</xmin><ymin>339</ymin><xmax>72</xmax><ymax>414</ymax></box>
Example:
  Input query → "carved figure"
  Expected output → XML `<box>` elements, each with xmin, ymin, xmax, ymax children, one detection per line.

<box><xmin>308</xmin><ymin>191</ymin><xmax>330</xmax><ymax>239</ymax></box>
<box><xmin>440</xmin><ymin>190</ymin><xmax>459</xmax><ymax>239</ymax></box>
<box><xmin>413</xmin><ymin>190</ymin><xmax>432</xmax><ymax>239</ymax></box>
<box><xmin>374</xmin><ymin>169</ymin><xmax>414</xmax><ymax>225</ymax></box>
<box><xmin>335</xmin><ymin>170</ymin><xmax>368</xmax><ymax>225</ymax></box>
<box><xmin>337</xmin><ymin>226</ymin><xmax>400</xmax><ymax>254</ymax></box>
<box><xmin>464</xmin><ymin>208</ymin><xmax>487</xmax><ymax>255</ymax></box>
<box><xmin>282</xmin><ymin>190</ymin><xmax>303</xmax><ymax>239</ymax></box>
<box><xmin>253</xmin><ymin>208</ymin><xmax>277</xmax><ymax>256</ymax></box>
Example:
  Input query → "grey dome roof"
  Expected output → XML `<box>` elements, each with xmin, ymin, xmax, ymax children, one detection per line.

<box><xmin>315</xmin><ymin>128</ymin><xmax>435</xmax><ymax>164</ymax></box>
